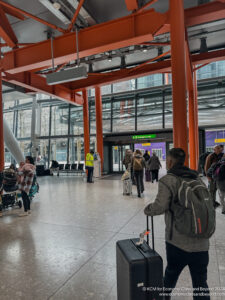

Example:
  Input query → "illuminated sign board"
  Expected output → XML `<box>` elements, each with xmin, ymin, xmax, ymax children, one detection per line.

<box><xmin>132</xmin><ymin>134</ymin><xmax>156</xmax><ymax>140</ymax></box>
<box><xmin>142</xmin><ymin>143</ymin><xmax>151</xmax><ymax>146</ymax></box>
<box><xmin>215</xmin><ymin>139</ymin><xmax>225</xmax><ymax>143</ymax></box>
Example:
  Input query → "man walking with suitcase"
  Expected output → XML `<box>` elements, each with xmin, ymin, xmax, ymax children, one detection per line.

<box><xmin>144</xmin><ymin>148</ymin><xmax>215</xmax><ymax>300</ymax></box>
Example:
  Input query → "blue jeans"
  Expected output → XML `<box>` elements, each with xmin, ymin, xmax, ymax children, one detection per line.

<box><xmin>164</xmin><ymin>242</ymin><xmax>210</xmax><ymax>300</ymax></box>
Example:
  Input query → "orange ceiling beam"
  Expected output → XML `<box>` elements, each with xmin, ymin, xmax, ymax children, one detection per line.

<box><xmin>1</xmin><ymin>5</ymin><xmax>25</xmax><ymax>20</ymax></box>
<box><xmin>0</xmin><ymin>6</ymin><xmax>18</xmax><ymax>48</ymax></box>
<box><xmin>66</xmin><ymin>49</ymin><xmax>225</xmax><ymax>91</ymax></box>
<box><xmin>185</xmin><ymin>1</ymin><xmax>225</xmax><ymax>27</ymax></box>
<box><xmin>125</xmin><ymin>0</ymin><xmax>138</xmax><ymax>11</ymax></box>
<box><xmin>67</xmin><ymin>0</ymin><xmax>85</xmax><ymax>32</ymax></box>
<box><xmin>150</xmin><ymin>1</ymin><xmax>225</xmax><ymax>37</ymax></box>
<box><xmin>2</xmin><ymin>71</ymin><xmax>83</xmax><ymax>105</ymax></box>
<box><xmin>0</xmin><ymin>9</ymin><xmax>168</xmax><ymax>74</ymax></box>
<box><xmin>1</xmin><ymin>1</ymin><xmax>225</xmax><ymax>75</ymax></box>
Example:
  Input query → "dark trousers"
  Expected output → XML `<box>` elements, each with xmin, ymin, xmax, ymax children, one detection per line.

<box><xmin>151</xmin><ymin>169</ymin><xmax>159</xmax><ymax>182</ymax></box>
<box><xmin>145</xmin><ymin>169</ymin><xmax>151</xmax><ymax>182</ymax></box>
<box><xmin>209</xmin><ymin>179</ymin><xmax>217</xmax><ymax>205</ymax></box>
<box><xmin>134</xmin><ymin>170</ymin><xmax>144</xmax><ymax>196</ymax></box>
<box><xmin>164</xmin><ymin>242</ymin><xmax>210</xmax><ymax>300</ymax></box>
<box><xmin>21</xmin><ymin>191</ymin><xmax>30</xmax><ymax>212</ymax></box>
<box><xmin>86</xmin><ymin>167</ymin><xmax>94</xmax><ymax>183</ymax></box>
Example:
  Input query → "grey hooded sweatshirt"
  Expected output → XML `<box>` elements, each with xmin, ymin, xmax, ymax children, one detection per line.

<box><xmin>144</xmin><ymin>165</ymin><xmax>209</xmax><ymax>252</ymax></box>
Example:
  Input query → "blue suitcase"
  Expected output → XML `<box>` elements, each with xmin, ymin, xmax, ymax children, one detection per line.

<box><xmin>116</xmin><ymin>216</ymin><xmax>163</xmax><ymax>300</ymax></box>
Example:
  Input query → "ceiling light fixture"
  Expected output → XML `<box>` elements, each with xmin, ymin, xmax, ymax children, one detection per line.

<box><xmin>46</xmin><ymin>27</ymin><xmax>87</xmax><ymax>85</ymax></box>
<box><xmin>142</xmin><ymin>45</ymin><xmax>148</xmax><ymax>53</ymax></box>
<box><xmin>53</xmin><ymin>2</ymin><xmax>61</xmax><ymax>10</ymax></box>
<box><xmin>108</xmin><ymin>51</ymin><xmax>112</xmax><ymax>62</ymax></box>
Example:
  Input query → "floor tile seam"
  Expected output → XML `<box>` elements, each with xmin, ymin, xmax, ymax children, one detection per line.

<box><xmin>46</xmin><ymin>207</ymin><xmax>145</xmax><ymax>299</ymax></box>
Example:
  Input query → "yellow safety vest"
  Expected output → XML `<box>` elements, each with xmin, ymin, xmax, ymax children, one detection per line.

<box><xmin>86</xmin><ymin>153</ymin><xmax>94</xmax><ymax>167</ymax></box>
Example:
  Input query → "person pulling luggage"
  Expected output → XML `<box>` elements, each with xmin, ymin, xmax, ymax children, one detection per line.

<box><xmin>205</xmin><ymin>145</ymin><xmax>223</xmax><ymax>208</ymax></box>
<box><xmin>144</xmin><ymin>148</ymin><xmax>215</xmax><ymax>300</ymax></box>
<box><xmin>85</xmin><ymin>150</ymin><xmax>94</xmax><ymax>183</ymax></box>
<box><xmin>207</xmin><ymin>153</ymin><xmax>225</xmax><ymax>214</ymax></box>
<box><xmin>132</xmin><ymin>149</ymin><xmax>145</xmax><ymax>198</ymax></box>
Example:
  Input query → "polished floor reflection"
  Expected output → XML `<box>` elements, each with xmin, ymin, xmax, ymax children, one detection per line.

<box><xmin>0</xmin><ymin>174</ymin><xmax>224</xmax><ymax>300</ymax></box>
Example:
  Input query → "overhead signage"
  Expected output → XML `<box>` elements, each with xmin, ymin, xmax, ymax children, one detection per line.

<box><xmin>142</xmin><ymin>143</ymin><xmax>151</xmax><ymax>146</ymax></box>
<box><xmin>215</xmin><ymin>139</ymin><xmax>225</xmax><ymax>143</ymax></box>
<box><xmin>132</xmin><ymin>134</ymin><xmax>156</xmax><ymax>140</ymax></box>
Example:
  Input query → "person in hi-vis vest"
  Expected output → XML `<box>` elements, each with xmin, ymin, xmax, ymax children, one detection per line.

<box><xmin>85</xmin><ymin>150</ymin><xmax>94</xmax><ymax>183</ymax></box>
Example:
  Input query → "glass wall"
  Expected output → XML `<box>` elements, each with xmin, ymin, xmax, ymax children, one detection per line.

<box><xmin>112</xmin><ymin>99</ymin><xmax>135</xmax><ymax>132</ymax></box>
<box><xmin>113</xmin><ymin>79</ymin><xmax>135</xmax><ymax>93</ymax></box>
<box><xmin>50</xmin><ymin>139</ymin><xmax>68</xmax><ymax>164</ymax></box>
<box><xmin>197</xmin><ymin>61</ymin><xmax>225</xmax><ymax>80</ymax></box>
<box><xmin>4</xmin><ymin>59</ymin><xmax>225</xmax><ymax>167</ymax></box>
<box><xmin>17</xmin><ymin>110</ymin><xmax>32</xmax><ymax>138</ymax></box>
<box><xmin>137</xmin><ymin>74</ymin><xmax>162</xmax><ymax>89</ymax></box>
<box><xmin>102</xmin><ymin>102</ymin><xmax>111</xmax><ymax>133</ymax></box>
<box><xmin>51</xmin><ymin>106</ymin><xmax>69</xmax><ymax>136</ymax></box>
<box><xmin>69</xmin><ymin>137</ymin><xmax>84</xmax><ymax>164</ymax></box>
<box><xmin>40</xmin><ymin>106</ymin><xmax>50</xmax><ymax>136</ymax></box>
<box><xmin>137</xmin><ymin>96</ymin><xmax>162</xmax><ymax>130</ymax></box>
<box><xmin>70</xmin><ymin>106</ymin><xmax>83</xmax><ymax>135</ymax></box>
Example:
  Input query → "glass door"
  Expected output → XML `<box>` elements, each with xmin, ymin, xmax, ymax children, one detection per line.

<box><xmin>112</xmin><ymin>145</ymin><xmax>131</xmax><ymax>172</ymax></box>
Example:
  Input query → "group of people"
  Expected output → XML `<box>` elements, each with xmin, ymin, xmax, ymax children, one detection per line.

<box><xmin>123</xmin><ymin>149</ymin><xmax>161</xmax><ymax>198</ymax></box>
<box><xmin>1</xmin><ymin>156</ymin><xmax>36</xmax><ymax>217</ymax></box>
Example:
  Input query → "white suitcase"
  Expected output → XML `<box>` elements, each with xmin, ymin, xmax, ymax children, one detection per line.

<box><xmin>123</xmin><ymin>178</ymin><xmax>132</xmax><ymax>195</ymax></box>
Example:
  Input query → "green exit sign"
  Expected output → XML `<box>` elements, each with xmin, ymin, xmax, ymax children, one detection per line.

<box><xmin>132</xmin><ymin>134</ymin><xmax>156</xmax><ymax>140</ymax></box>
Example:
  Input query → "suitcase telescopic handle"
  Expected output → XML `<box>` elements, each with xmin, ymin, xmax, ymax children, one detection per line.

<box><xmin>147</xmin><ymin>216</ymin><xmax>155</xmax><ymax>251</ymax></box>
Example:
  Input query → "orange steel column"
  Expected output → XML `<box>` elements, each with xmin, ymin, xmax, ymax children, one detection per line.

<box><xmin>95</xmin><ymin>86</ymin><xmax>104</xmax><ymax>173</ymax></box>
<box><xmin>0</xmin><ymin>71</ymin><xmax>4</xmax><ymax>171</ymax></box>
<box><xmin>188</xmin><ymin>89</ymin><xmax>197</xmax><ymax>169</ymax></box>
<box><xmin>82</xmin><ymin>89</ymin><xmax>90</xmax><ymax>161</ymax></box>
<box><xmin>193</xmin><ymin>70</ymin><xmax>199</xmax><ymax>164</ymax></box>
<box><xmin>170</xmin><ymin>0</ymin><xmax>188</xmax><ymax>164</ymax></box>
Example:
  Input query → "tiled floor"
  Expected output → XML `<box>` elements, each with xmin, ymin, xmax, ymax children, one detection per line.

<box><xmin>0</xmin><ymin>172</ymin><xmax>224</xmax><ymax>300</ymax></box>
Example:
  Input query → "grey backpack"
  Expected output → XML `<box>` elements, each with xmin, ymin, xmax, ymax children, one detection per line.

<box><xmin>169</xmin><ymin>175</ymin><xmax>215</xmax><ymax>239</ymax></box>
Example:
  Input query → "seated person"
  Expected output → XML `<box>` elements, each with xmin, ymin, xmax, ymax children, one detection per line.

<box><xmin>50</xmin><ymin>160</ymin><xmax>59</xmax><ymax>176</ymax></box>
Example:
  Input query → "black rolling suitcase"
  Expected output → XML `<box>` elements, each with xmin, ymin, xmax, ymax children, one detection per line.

<box><xmin>116</xmin><ymin>216</ymin><xmax>163</xmax><ymax>300</ymax></box>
